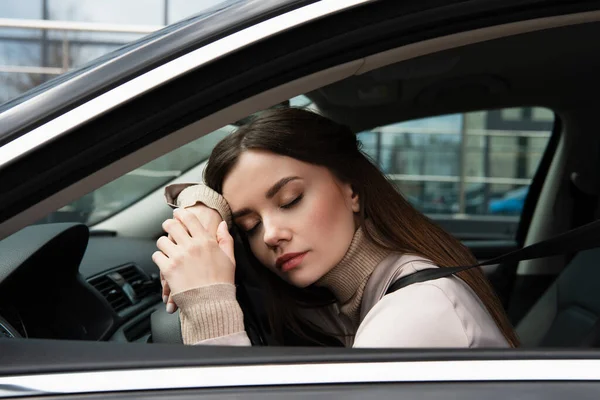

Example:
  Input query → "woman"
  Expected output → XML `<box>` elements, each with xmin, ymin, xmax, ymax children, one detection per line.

<box><xmin>153</xmin><ymin>108</ymin><xmax>519</xmax><ymax>348</ymax></box>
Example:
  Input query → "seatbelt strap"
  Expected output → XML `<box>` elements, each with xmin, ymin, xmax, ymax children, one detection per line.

<box><xmin>386</xmin><ymin>217</ymin><xmax>600</xmax><ymax>294</ymax></box>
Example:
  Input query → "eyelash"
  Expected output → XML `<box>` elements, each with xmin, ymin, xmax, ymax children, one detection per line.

<box><xmin>244</xmin><ymin>194</ymin><xmax>303</xmax><ymax>236</ymax></box>
<box><xmin>281</xmin><ymin>194</ymin><xmax>303</xmax><ymax>209</ymax></box>
<box><xmin>245</xmin><ymin>225</ymin><xmax>260</xmax><ymax>236</ymax></box>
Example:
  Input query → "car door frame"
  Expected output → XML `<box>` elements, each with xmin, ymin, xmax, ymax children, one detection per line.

<box><xmin>2</xmin><ymin>340</ymin><xmax>600</xmax><ymax>397</ymax></box>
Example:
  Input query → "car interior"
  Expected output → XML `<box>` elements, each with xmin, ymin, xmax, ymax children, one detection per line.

<box><xmin>2</xmin><ymin>10</ymin><xmax>600</xmax><ymax>349</ymax></box>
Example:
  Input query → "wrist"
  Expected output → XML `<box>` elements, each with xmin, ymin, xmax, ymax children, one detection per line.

<box><xmin>177</xmin><ymin>185</ymin><xmax>232</xmax><ymax>228</ymax></box>
<box><xmin>172</xmin><ymin>284</ymin><xmax>245</xmax><ymax>343</ymax></box>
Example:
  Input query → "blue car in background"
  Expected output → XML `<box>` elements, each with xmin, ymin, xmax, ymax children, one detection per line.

<box><xmin>489</xmin><ymin>186</ymin><xmax>529</xmax><ymax>215</ymax></box>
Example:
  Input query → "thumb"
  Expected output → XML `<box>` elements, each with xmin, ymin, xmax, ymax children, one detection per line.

<box><xmin>216</xmin><ymin>221</ymin><xmax>235</xmax><ymax>264</ymax></box>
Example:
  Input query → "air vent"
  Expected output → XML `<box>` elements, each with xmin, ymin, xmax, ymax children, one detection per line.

<box><xmin>88</xmin><ymin>275</ymin><xmax>130</xmax><ymax>312</ymax></box>
<box><xmin>118</xmin><ymin>265</ymin><xmax>155</xmax><ymax>298</ymax></box>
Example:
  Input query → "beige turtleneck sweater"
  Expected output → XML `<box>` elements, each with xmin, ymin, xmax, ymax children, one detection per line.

<box><xmin>314</xmin><ymin>227</ymin><xmax>390</xmax><ymax>329</ymax></box>
<box><xmin>164</xmin><ymin>183</ymin><xmax>510</xmax><ymax>348</ymax></box>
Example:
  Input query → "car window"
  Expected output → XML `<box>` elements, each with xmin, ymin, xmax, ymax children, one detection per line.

<box><xmin>0</xmin><ymin>0</ymin><xmax>245</xmax><ymax>114</ymax></box>
<box><xmin>37</xmin><ymin>125</ymin><xmax>234</xmax><ymax>226</ymax></box>
<box><xmin>37</xmin><ymin>95</ymin><xmax>314</xmax><ymax>226</ymax></box>
<box><xmin>357</xmin><ymin>107</ymin><xmax>554</xmax><ymax>238</ymax></box>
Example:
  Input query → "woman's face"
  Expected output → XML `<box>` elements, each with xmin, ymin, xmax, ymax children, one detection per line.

<box><xmin>222</xmin><ymin>149</ymin><xmax>359</xmax><ymax>287</ymax></box>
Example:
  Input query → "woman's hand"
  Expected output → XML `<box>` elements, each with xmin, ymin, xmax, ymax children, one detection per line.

<box><xmin>153</xmin><ymin>207</ymin><xmax>235</xmax><ymax>313</ymax></box>
<box><xmin>160</xmin><ymin>204</ymin><xmax>225</xmax><ymax>312</ymax></box>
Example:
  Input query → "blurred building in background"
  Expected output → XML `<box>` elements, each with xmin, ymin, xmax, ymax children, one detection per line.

<box><xmin>357</xmin><ymin>107</ymin><xmax>554</xmax><ymax>217</ymax></box>
<box><xmin>0</xmin><ymin>0</ymin><xmax>222</xmax><ymax>104</ymax></box>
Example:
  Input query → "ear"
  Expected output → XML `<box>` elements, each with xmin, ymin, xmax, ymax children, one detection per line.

<box><xmin>351</xmin><ymin>190</ymin><xmax>360</xmax><ymax>213</ymax></box>
<box><xmin>344</xmin><ymin>183</ymin><xmax>360</xmax><ymax>213</ymax></box>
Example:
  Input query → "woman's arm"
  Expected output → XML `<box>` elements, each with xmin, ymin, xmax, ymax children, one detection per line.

<box><xmin>155</xmin><ymin>183</ymin><xmax>251</xmax><ymax>346</ymax></box>
<box><xmin>165</xmin><ymin>183</ymin><xmax>232</xmax><ymax>228</ymax></box>
<box><xmin>173</xmin><ymin>284</ymin><xmax>251</xmax><ymax>346</ymax></box>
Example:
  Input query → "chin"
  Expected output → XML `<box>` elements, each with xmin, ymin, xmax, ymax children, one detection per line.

<box><xmin>283</xmin><ymin>267</ymin><xmax>326</xmax><ymax>288</ymax></box>
<box><xmin>283</xmin><ymin>274</ymin><xmax>316</xmax><ymax>288</ymax></box>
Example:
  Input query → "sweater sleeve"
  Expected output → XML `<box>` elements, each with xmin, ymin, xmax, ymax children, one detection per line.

<box><xmin>353</xmin><ymin>283</ymin><xmax>471</xmax><ymax>348</ymax></box>
<box><xmin>164</xmin><ymin>183</ymin><xmax>232</xmax><ymax>228</ymax></box>
<box><xmin>164</xmin><ymin>184</ymin><xmax>248</xmax><ymax>345</ymax></box>
<box><xmin>171</xmin><ymin>284</ymin><xmax>251</xmax><ymax>346</ymax></box>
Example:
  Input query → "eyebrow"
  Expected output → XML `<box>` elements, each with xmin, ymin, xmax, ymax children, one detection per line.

<box><xmin>266</xmin><ymin>176</ymin><xmax>301</xmax><ymax>199</ymax></box>
<box><xmin>231</xmin><ymin>208</ymin><xmax>253</xmax><ymax>220</ymax></box>
<box><xmin>231</xmin><ymin>176</ymin><xmax>302</xmax><ymax>220</ymax></box>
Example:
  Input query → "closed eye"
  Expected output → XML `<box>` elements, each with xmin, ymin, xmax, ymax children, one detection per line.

<box><xmin>241</xmin><ymin>194</ymin><xmax>303</xmax><ymax>236</ymax></box>
<box><xmin>244</xmin><ymin>222</ymin><xmax>261</xmax><ymax>236</ymax></box>
<box><xmin>281</xmin><ymin>194</ymin><xmax>303</xmax><ymax>209</ymax></box>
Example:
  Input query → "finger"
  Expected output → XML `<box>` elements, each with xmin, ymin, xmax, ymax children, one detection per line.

<box><xmin>160</xmin><ymin>271</ymin><xmax>167</xmax><ymax>302</ymax></box>
<box><xmin>156</xmin><ymin>235</ymin><xmax>178</xmax><ymax>257</ymax></box>
<box><xmin>185</xmin><ymin>206</ymin><xmax>222</xmax><ymax>238</ymax></box>
<box><xmin>162</xmin><ymin>278</ymin><xmax>171</xmax><ymax>304</ymax></box>
<box><xmin>166</xmin><ymin>294</ymin><xmax>178</xmax><ymax>314</ymax></box>
<box><xmin>200</xmin><ymin>213</ymin><xmax>221</xmax><ymax>239</ymax></box>
<box><xmin>216</xmin><ymin>221</ymin><xmax>236</xmax><ymax>265</ymax></box>
<box><xmin>173</xmin><ymin>208</ymin><xmax>210</xmax><ymax>239</ymax></box>
<box><xmin>157</xmin><ymin>263</ymin><xmax>173</xmax><ymax>305</ymax></box>
<box><xmin>162</xmin><ymin>218</ymin><xmax>190</xmax><ymax>245</ymax></box>
<box><xmin>152</xmin><ymin>250</ymin><xmax>170</xmax><ymax>271</ymax></box>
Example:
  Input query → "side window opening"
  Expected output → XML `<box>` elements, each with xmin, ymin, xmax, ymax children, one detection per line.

<box><xmin>357</xmin><ymin>107</ymin><xmax>554</xmax><ymax>240</ymax></box>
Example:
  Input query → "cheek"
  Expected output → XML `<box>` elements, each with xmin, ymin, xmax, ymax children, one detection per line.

<box><xmin>303</xmin><ymin>188</ymin><xmax>355</xmax><ymax>238</ymax></box>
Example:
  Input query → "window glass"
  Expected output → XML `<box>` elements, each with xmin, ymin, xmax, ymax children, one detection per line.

<box><xmin>37</xmin><ymin>125</ymin><xmax>234</xmax><ymax>225</ymax></box>
<box><xmin>357</xmin><ymin>107</ymin><xmax>554</xmax><ymax>224</ymax></box>
<box><xmin>37</xmin><ymin>95</ymin><xmax>313</xmax><ymax>226</ymax></box>
<box><xmin>532</xmin><ymin>107</ymin><xmax>554</xmax><ymax>122</ymax></box>
<box><xmin>48</xmin><ymin>0</ymin><xmax>163</xmax><ymax>25</ymax></box>
<box><xmin>168</xmin><ymin>0</ymin><xmax>233</xmax><ymax>24</ymax></box>
<box><xmin>0</xmin><ymin>0</ymin><xmax>234</xmax><ymax>110</ymax></box>
<box><xmin>500</xmin><ymin>108</ymin><xmax>523</xmax><ymax>121</ymax></box>
<box><xmin>0</xmin><ymin>0</ymin><xmax>43</xmax><ymax>19</ymax></box>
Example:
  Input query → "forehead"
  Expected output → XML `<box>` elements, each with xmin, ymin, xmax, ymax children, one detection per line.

<box><xmin>222</xmin><ymin>150</ymin><xmax>320</xmax><ymax>207</ymax></box>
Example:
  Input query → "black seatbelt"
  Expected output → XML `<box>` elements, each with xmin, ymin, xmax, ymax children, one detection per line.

<box><xmin>386</xmin><ymin>218</ymin><xmax>600</xmax><ymax>294</ymax></box>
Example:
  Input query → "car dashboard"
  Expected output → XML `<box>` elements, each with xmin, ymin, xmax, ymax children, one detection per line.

<box><xmin>0</xmin><ymin>223</ymin><xmax>162</xmax><ymax>343</ymax></box>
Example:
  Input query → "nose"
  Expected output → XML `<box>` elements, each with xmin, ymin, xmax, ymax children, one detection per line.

<box><xmin>262</xmin><ymin>216</ymin><xmax>292</xmax><ymax>248</ymax></box>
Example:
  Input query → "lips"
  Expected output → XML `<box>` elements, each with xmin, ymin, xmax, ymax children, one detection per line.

<box><xmin>276</xmin><ymin>251</ymin><xmax>308</xmax><ymax>273</ymax></box>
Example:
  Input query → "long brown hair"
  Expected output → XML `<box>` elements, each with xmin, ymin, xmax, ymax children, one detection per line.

<box><xmin>204</xmin><ymin>107</ymin><xmax>519</xmax><ymax>347</ymax></box>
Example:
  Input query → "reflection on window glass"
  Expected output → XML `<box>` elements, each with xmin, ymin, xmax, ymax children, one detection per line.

<box><xmin>358</xmin><ymin>107</ymin><xmax>553</xmax><ymax>218</ymax></box>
